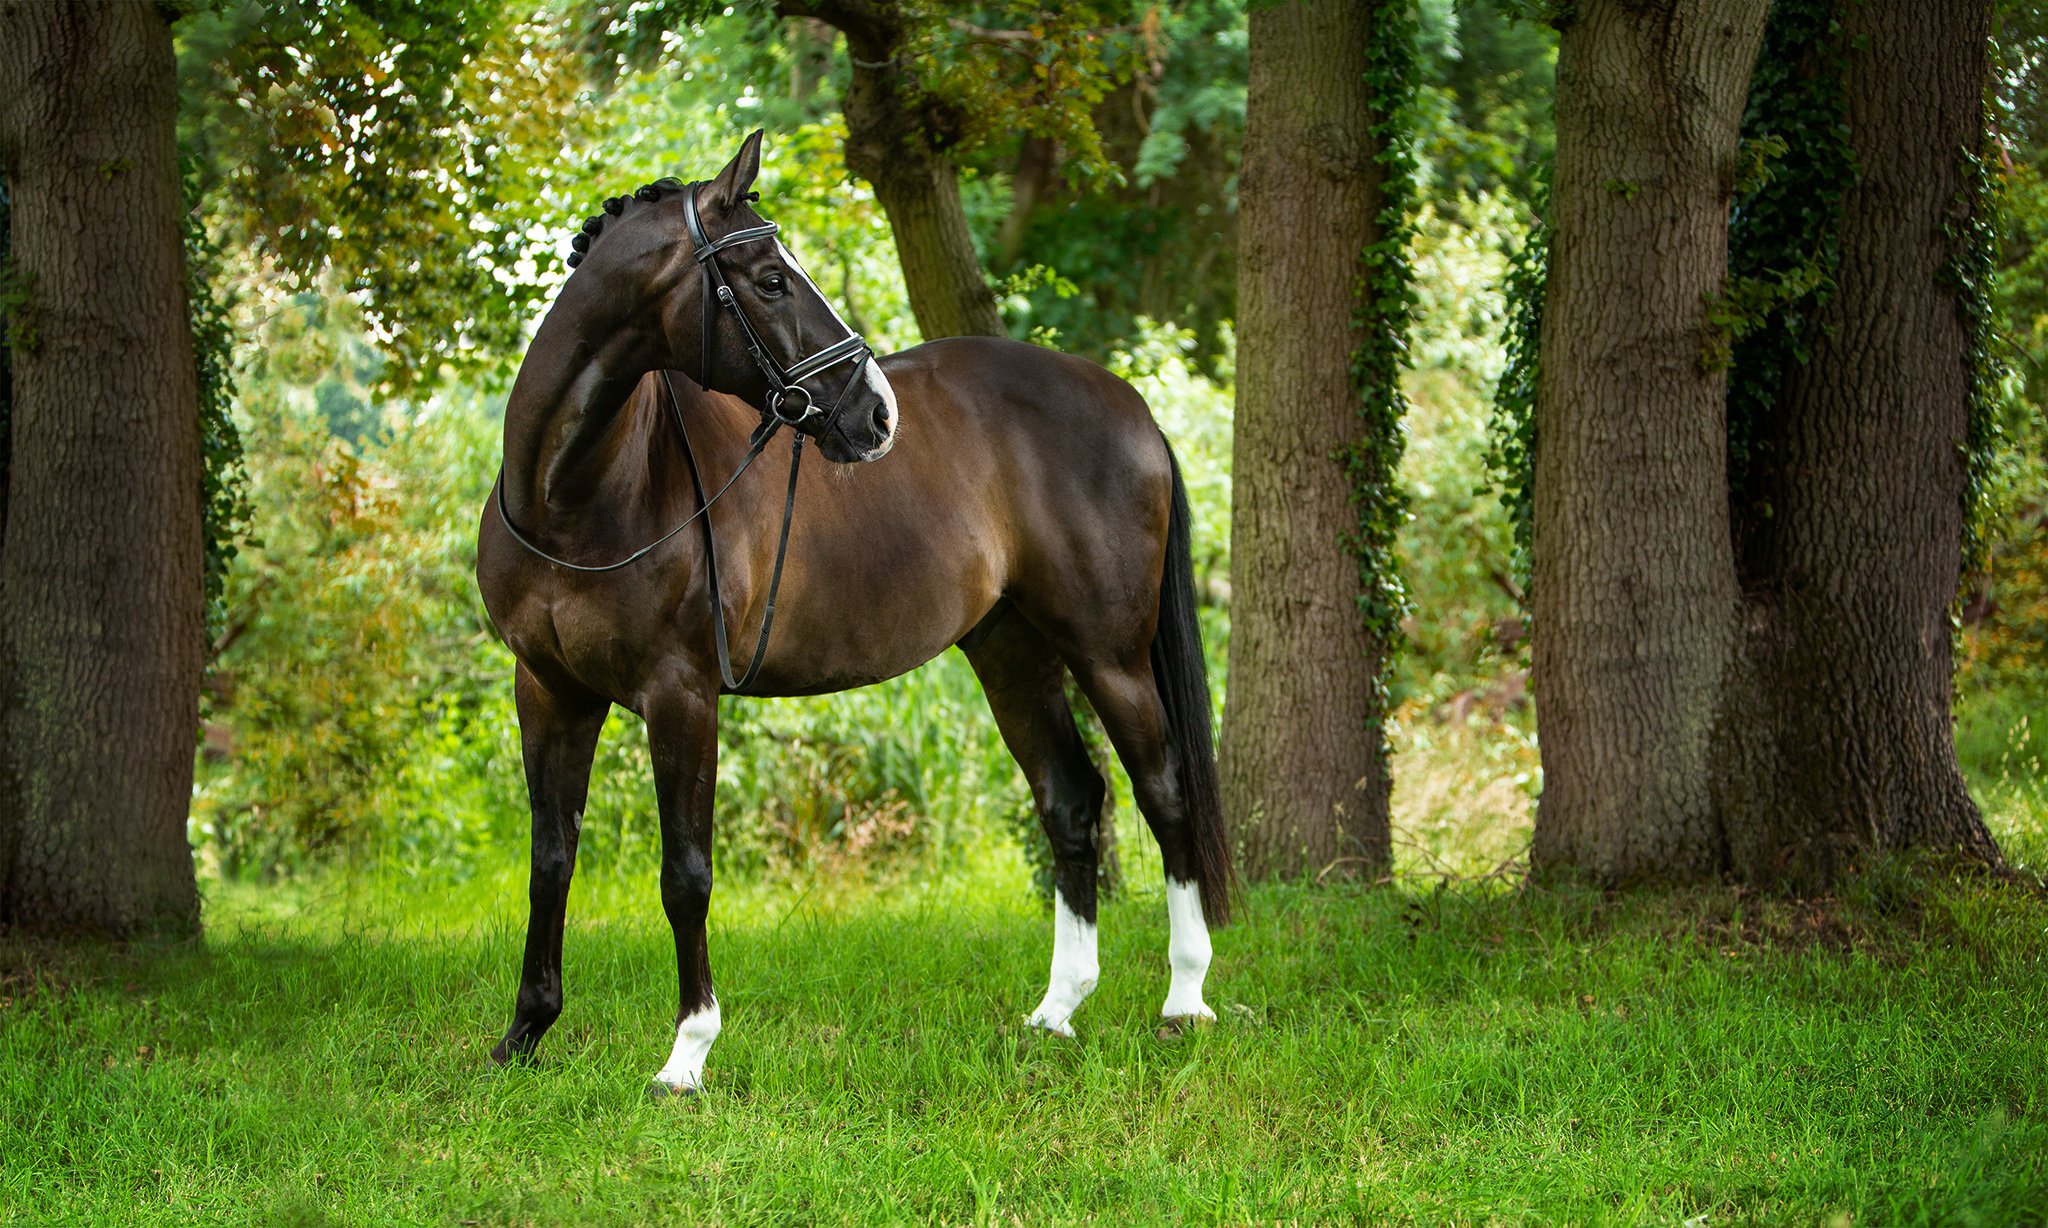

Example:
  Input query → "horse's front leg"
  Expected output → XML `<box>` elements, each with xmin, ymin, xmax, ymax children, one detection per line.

<box><xmin>643</xmin><ymin>674</ymin><xmax>722</xmax><ymax>1098</ymax></box>
<box><xmin>493</xmin><ymin>664</ymin><xmax>610</xmax><ymax>1064</ymax></box>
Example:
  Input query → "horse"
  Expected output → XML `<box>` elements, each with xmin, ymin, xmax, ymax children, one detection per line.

<box><xmin>476</xmin><ymin>130</ymin><xmax>1233</xmax><ymax>1098</ymax></box>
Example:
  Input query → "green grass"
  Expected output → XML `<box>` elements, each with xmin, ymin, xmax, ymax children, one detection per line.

<box><xmin>4</xmin><ymin>845</ymin><xmax>2046</xmax><ymax>1226</ymax></box>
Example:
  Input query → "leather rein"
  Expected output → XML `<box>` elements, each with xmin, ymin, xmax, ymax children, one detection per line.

<box><xmin>494</xmin><ymin>180</ymin><xmax>876</xmax><ymax>692</ymax></box>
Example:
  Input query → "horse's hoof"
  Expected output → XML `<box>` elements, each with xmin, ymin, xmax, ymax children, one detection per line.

<box><xmin>1156</xmin><ymin>1012</ymin><xmax>1215</xmax><ymax>1040</ymax></box>
<box><xmin>1023</xmin><ymin>1015</ymin><xmax>1076</xmax><ymax>1040</ymax></box>
<box><xmin>647</xmin><ymin>1079</ymin><xmax>700</xmax><ymax>1102</ymax></box>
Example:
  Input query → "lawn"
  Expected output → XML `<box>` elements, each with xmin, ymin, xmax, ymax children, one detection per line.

<box><xmin>4</xmin><ymin>837</ymin><xmax>2045</xmax><ymax>1226</ymax></box>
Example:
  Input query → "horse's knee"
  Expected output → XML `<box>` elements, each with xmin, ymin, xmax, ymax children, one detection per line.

<box><xmin>660</xmin><ymin>849</ymin><xmax>713</xmax><ymax>921</ymax></box>
<box><xmin>529</xmin><ymin>846</ymin><xmax>575</xmax><ymax>898</ymax></box>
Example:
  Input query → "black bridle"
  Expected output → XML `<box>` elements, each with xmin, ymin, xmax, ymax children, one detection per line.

<box><xmin>681</xmin><ymin>183</ymin><xmax>874</xmax><ymax>436</ymax></box>
<box><xmin>495</xmin><ymin>180</ymin><xmax>879</xmax><ymax>692</ymax></box>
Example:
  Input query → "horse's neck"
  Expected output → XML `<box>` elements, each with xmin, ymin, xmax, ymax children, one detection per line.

<box><xmin>500</xmin><ymin>277</ymin><xmax>663</xmax><ymax>525</ymax></box>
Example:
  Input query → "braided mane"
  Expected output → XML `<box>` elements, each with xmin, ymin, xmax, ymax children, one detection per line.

<box><xmin>564</xmin><ymin>177</ymin><xmax>687</xmax><ymax>269</ymax></box>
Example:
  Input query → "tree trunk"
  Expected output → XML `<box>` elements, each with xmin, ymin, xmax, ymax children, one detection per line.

<box><xmin>995</xmin><ymin>136</ymin><xmax>1053</xmax><ymax>272</ymax></box>
<box><xmin>774</xmin><ymin>0</ymin><xmax>1004</xmax><ymax>340</ymax></box>
<box><xmin>1711</xmin><ymin>0</ymin><xmax>2001</xmax><ymax>887</ymax></box>
<box><xmin>1221</xmin><ymin>0</ymin><xmax>1392</xmax><ymax>880</ymax></box>
<box><xmin>0</xmin><ymin>0</ymin><xmax>204</xmax><ymax>936</ymax></box>
<box><xmin>1528</xmin><ymin>0</ymin><xmax>1769</xmax><ymax>883</ymax></box>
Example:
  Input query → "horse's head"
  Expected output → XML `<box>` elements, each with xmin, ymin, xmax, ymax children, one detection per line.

<box><xmin>566</xmin><ymin>131</ymin><xmax>898</xmax><ymax>464</ymax></box>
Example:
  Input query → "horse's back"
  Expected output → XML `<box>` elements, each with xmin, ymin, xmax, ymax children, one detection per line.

<box><xmin>883</xmin><ymin>337</ymin><xmax>1171</xmax><ymax>517</ymax></box>
<box><xmin>878</xmin><ymin>337</ymin><xmax>1175</xmax><ymax>658</ymax></box>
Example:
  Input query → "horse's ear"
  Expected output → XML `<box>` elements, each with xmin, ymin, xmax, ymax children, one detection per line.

<box><xmin>709</xmin><ymin>130</ymin><xmax>765</xmax><ymax>209</ymax></box>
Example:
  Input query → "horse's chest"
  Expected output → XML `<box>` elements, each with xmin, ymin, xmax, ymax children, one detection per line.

<box><xmin>500</xmin><ymin>585</ymin><xmax>664</xmax><ymax>699</ymax></box>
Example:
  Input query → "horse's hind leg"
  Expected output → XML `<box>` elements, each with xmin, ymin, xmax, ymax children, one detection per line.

<box><xmin>964</xmin><ymin>611</ymin><xmax>1107</xmax><ymax>1038</ymax></box>
<box><xmin>494</xmin><ymin>664</ymin><xmax>610</xmax><ymax>1064</ymax></box>
<box><xmin>643</xmin><ymin>675</ymin><xmax>723</xmax><ymax>1097</ymax></box>
<box><xmin>1064</xmin><ymin>656</ymin><xmax>1216</xmax><ymax>1024</ymax></box>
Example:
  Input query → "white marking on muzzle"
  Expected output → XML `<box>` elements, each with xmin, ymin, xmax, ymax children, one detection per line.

<box><xmin>859</xmin><ymin>361</ymin><xmax>899</xmax><ymax>459</ymax></box>
<box><xmin>1026</xmin><ymin>890</ymin><xmax>1098</xmax><ymax>1038</ymax></box>
<box><xmin>776</xmin><ymin>239</ymin><xmax>896</xmax><ymax>459</ymax></box>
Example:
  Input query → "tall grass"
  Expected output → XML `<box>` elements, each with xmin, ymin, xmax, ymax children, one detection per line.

<box><xmin>5</xmin><ymin>854</ymin><xmax>2045</xmax><ymax>1226</ymax></box>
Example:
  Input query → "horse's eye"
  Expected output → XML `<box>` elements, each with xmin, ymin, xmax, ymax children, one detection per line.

<box><xmin>760</xmin><ymin>273</ymin><xmax>787</xmax><ymax>297</ymax></box>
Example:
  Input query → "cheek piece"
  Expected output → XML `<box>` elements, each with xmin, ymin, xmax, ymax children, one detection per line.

<box><xmin>681</xmin><ymin>183</ymin><xmax>874</xmax><ymax>437</ymax></box>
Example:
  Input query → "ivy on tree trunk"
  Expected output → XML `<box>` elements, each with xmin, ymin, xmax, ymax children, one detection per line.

<box><xmin>1222</xmin><ymin>0</ymin><xmax>1412</xmax><ymax>881</ymax></box>
<box><xmin>1710</xmin><ymin>0</ymin><xmax>2004</xmax><ymax>887</ymax></box>
<box><xmin>1519</xmin><ymin>0</ymin><xmax>2007</xmax><ymax>889</ymax></box>
<box><xmin>1526</xmin><ymin>0</ymin><xmax>1769</xmax><ymax>883</ymax></box>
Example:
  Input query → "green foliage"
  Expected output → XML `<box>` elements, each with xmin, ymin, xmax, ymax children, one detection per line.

<box><xmin>1993</xmin><ymin>1</ymin><xmax>2048</xmax><ymax>418</ymax></box>
<box><xmin>1339</xmin><ymin>0</ymin><xmax>1421</xmax><ymax>705</ymax></box>
<box><xmin>195</xmin><ymin>380</ymin><xmax>505</xmax><ymax>877</ymax></box>
<box><xmin>1950</xmin><ymin>147</ymin><xmax>2021</xmax><ymax>581</ymax></box>
<box><xmin>1127</xmin><ymin>1</ymin><xmax>1247</xmax><ymax>190</ymax></box>
<box><xmin>992</xmin><ymin>0</ymin><xmax>1247</xmax><ymax>369</ymax></box>
<box><xmin>1485</xmin><ymin>169</ymin><xmax>1547</xmax><ymax>581</ymax></box>
<box><xmin>1699</xmin><ymin>258</ymin><xmax>1832</xmax><ymax>375</ymax></box>
<box><xmin>1724</xmin><ymin>0</ymin><xmax>1855</xmax><ymax>523</ymax></box>
<box><xmin>177</xmin><ymin>0</ymin><xmax>595</xmax><ymax>389</ymax></box>
<box><xmin>1401</xmin><ymin>194</ymin><xmax>1525</xmax><ymax>702</ymax></box>
<box><xmin>1413</xmin><ymin>0</ymin><xmax>1557</xmax><ymax>205</ymax></box>
<box><xmin>183</xmin><ymin>160</ymin><xmax>252</xmax><ymax>650</ymax></box>
<box><xmin>914</xmin><ymin>1</ymin><xmax>1145</xmax><ymax>178</ymax></box>
<box><xmin>567</xmin><ymin>0</ymin><xmax>726</xmax><ymax>78</ymax></box>
<box><xmin>1731</xmin><ymin>132</ymin><xmax>1791</xmax><ymax>196</ymax></box>
<box><xmin>990</xmin><ymin>261</ymin><xmax>1079</xmax><ymax>304</ymax></box>
<box><xmin>583</xmin><ymin>1</ymin><xmax>1143</xmax><ymax>179</ymax></box>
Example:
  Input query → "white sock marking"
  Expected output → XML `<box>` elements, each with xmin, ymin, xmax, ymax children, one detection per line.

<box><xmin>1026</xmin><ymin>890</ymin><xmax>1098</xmax><ymax>1038</ymax></box>
<box><xmin>654</xmin><ymin>996</ymin><xmax>721</xmax><ymax>1091</ymax></box>
<box><xmin>1161</xmin><ymin>879</ymin><xmax>1214</xmax><ymax>1021</ymax></box>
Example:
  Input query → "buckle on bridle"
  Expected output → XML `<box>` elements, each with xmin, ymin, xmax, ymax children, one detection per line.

<box><xmin>769</xmin><ymin>384</ymin><xmax>815</xmax><ymax>425</ymax></box>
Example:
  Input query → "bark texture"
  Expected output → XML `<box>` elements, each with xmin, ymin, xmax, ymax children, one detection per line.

<box><xmin>1529</xmin><ymin>0</ymin><xmax>1768</xmax><ymax>882</ymax></box>
<box><xmin>774</xmin><ymin>0</ymin><xmax>1004</xmax><ymax>340</ymax></box>
<box><xmin>0</xmin><ymin>0</ymin><xmax>204</xmax><ymax>936</ymax></box>
<box><xmin>1221</xmin><ymin>0</ymin><xmax>1392</xmax><ymax>879</ymax></box>
<box><xmin>1712</xmin><ymin>0</ymin><xmax>2001</xmax><ymax>886</ymax></box>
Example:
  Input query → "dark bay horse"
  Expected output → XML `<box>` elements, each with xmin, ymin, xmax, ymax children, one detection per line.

<box><xmin>476</xmin><ymin>131</ymin><xmax>1232</xmax><ymax>1096</ymax></box>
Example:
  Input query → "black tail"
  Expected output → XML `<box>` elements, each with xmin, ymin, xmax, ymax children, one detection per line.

<box><xmin>1150</xmin><ymin>442</ymin><xmax>1235</xmax><ymax>926</ymax></box>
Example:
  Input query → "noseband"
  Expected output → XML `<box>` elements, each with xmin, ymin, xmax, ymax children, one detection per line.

<box><xmin>496</xmin><ymin>180</ymin><xmax>882</xmax><ymax>693</ymax></box>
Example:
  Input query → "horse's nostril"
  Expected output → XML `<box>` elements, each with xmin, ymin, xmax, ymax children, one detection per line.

<box><xmin>873</xmin><ymin>402</ymin><xmax>891</xmax><ymax>437</ymax></box>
